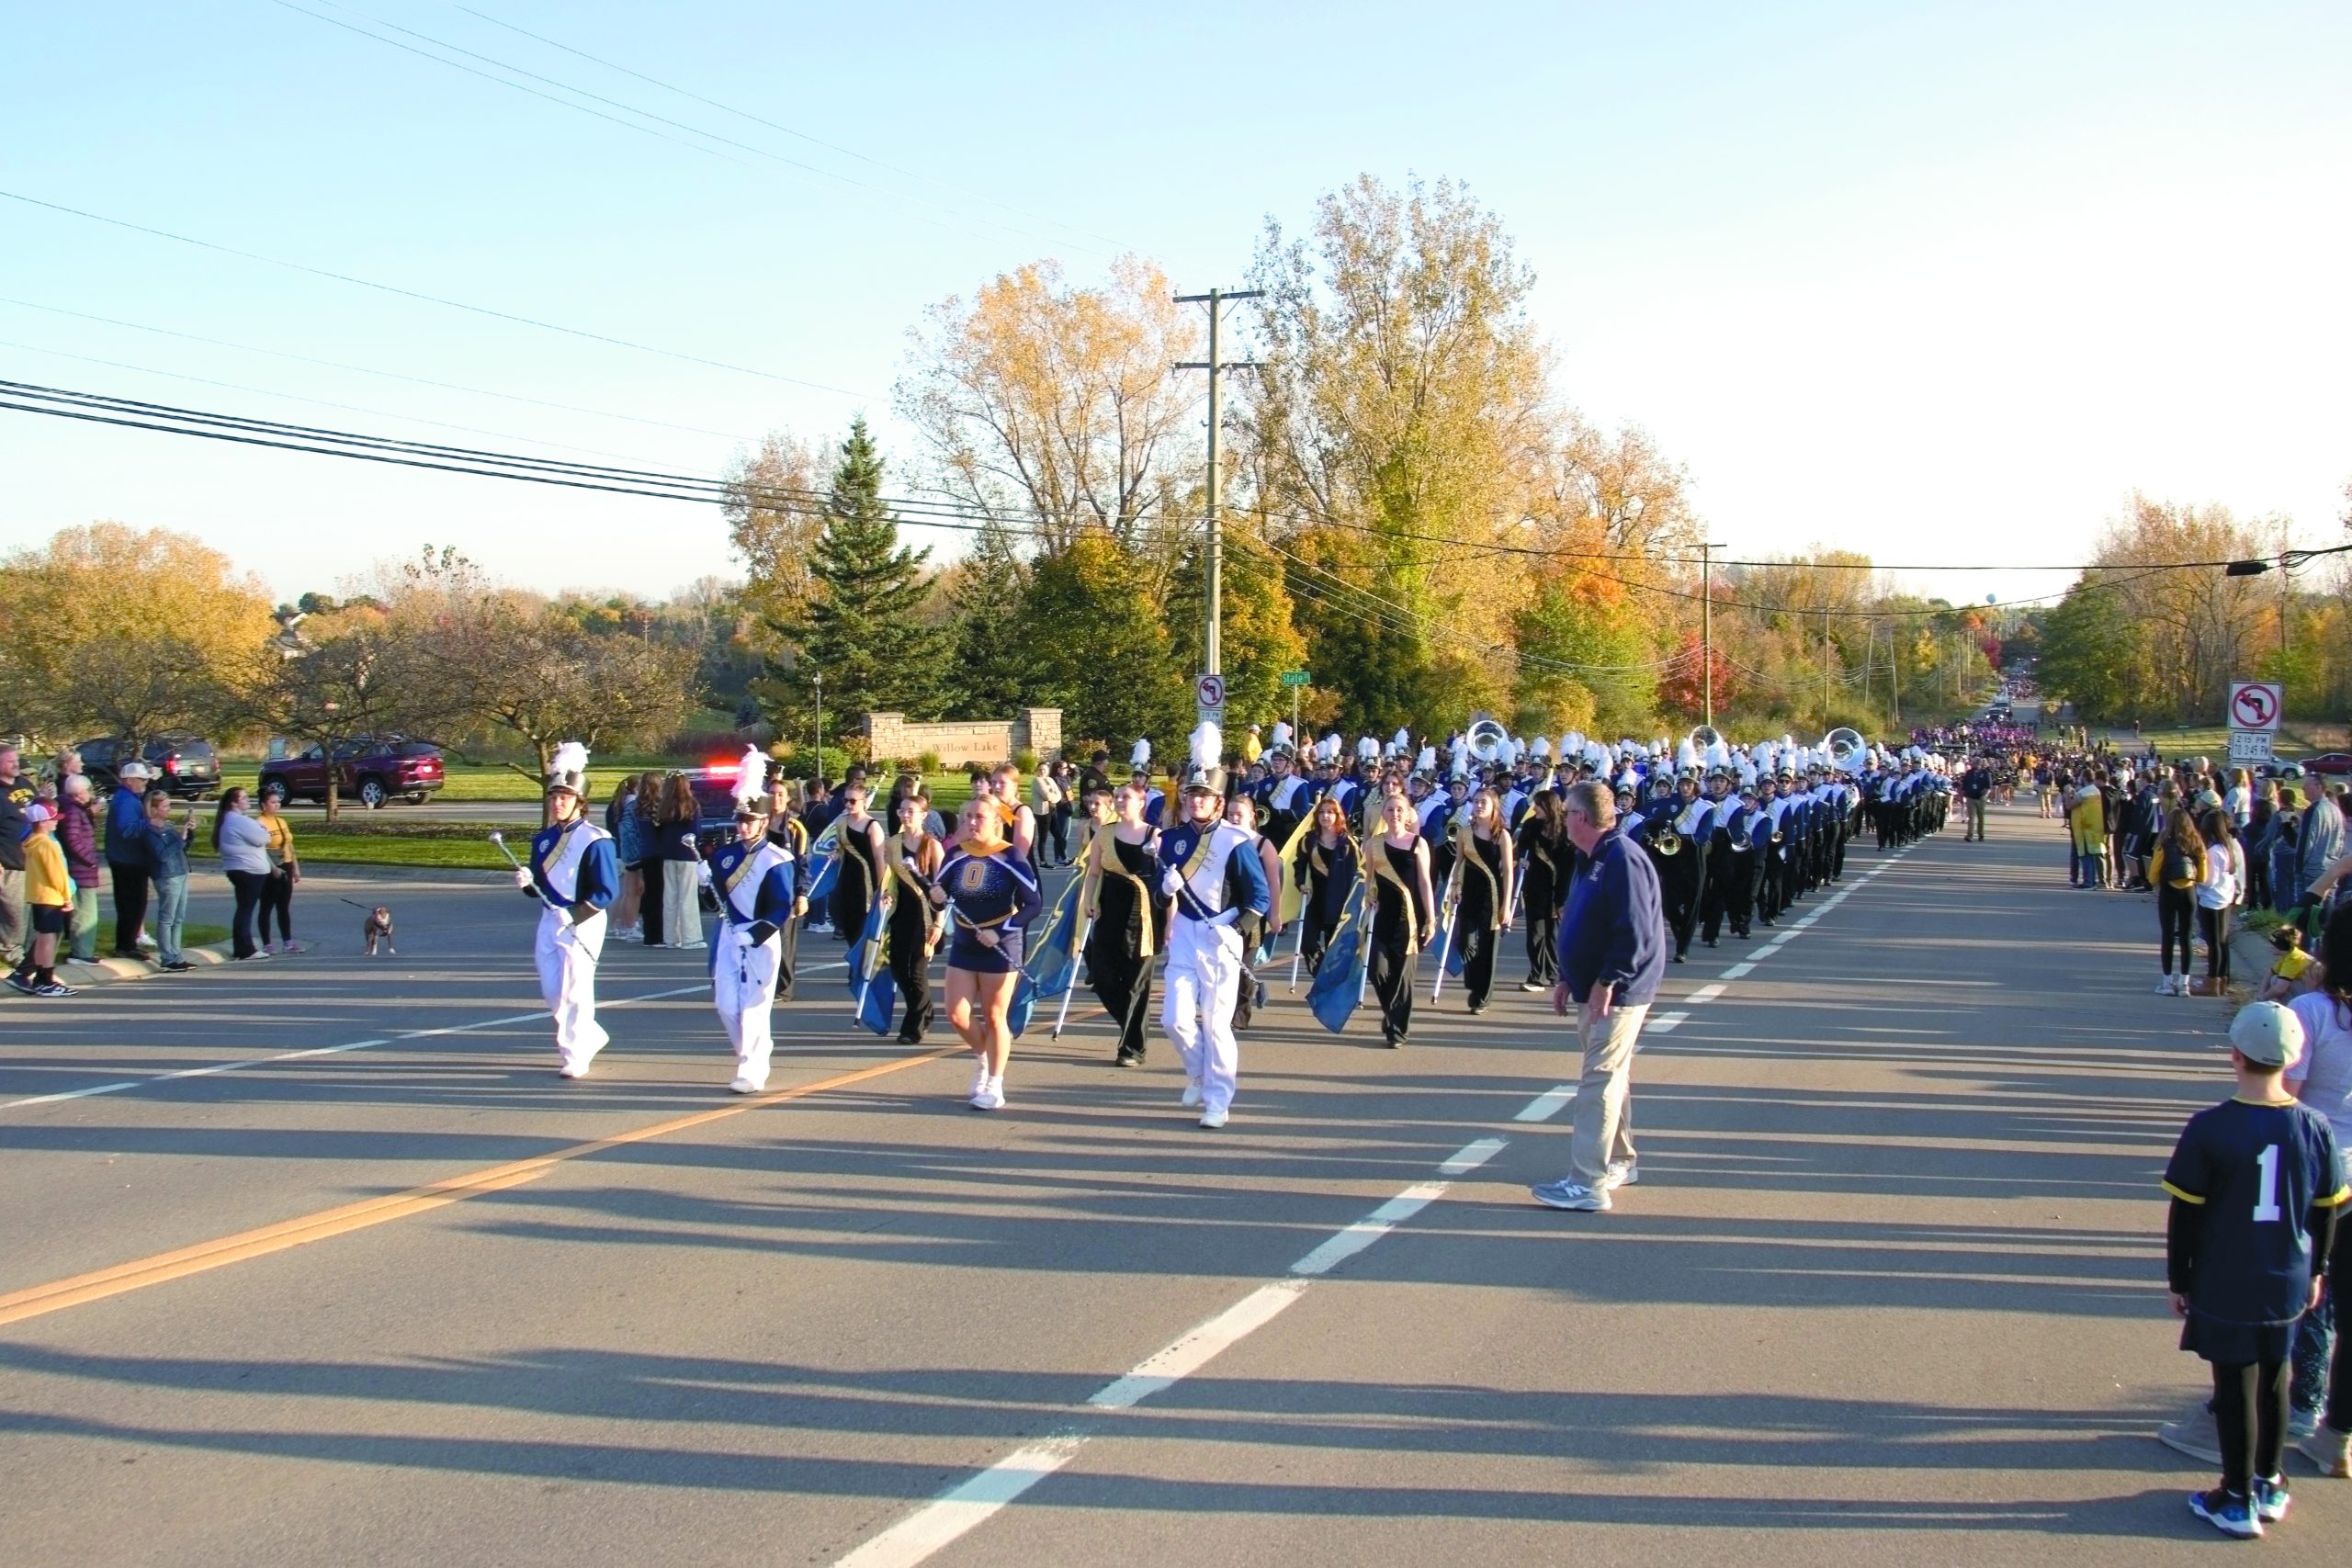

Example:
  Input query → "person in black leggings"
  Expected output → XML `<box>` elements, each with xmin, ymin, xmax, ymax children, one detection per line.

<box><xmin>2152</xmin><ymin>809</ymin><xmax>2204</xmax><ymax>996</ymax></box>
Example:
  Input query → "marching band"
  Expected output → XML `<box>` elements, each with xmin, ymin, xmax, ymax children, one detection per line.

<box><xmin>514</xmin><ymin>717</ymin><xmax>1952</xmax><ymax>1114</ymax></box>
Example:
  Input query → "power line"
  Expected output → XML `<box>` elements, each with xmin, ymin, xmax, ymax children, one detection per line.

<box><xmin>0</xmin><ymin>188</ymin><xmax>870</xmax><ymax>398</ymax></box>
<box><xmin>452</xmin><ymin>2</ymin><xmax>1138</xmax><ymax>255</ymax></box>
<box><xmin>278</xmin><ymin>0</ymin><xmax>1095</xmax><ymax>258</ymax></box>
<box><xmin>0</xmin><ymin>296</ymin><xmax>758</xmax><ymax>442</ymax></box>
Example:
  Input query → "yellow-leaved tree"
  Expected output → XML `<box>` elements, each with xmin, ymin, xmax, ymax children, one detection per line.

<box><xmin>0</xmin><ymin>522</ymin><xmax>277</xmax><ymax>744</ymax></box>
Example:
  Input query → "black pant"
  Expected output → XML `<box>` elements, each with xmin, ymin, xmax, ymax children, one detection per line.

<box><xmin>637</xmin><ymin>859</ymin><xmax>663</xmax><ymax>945</ymax></box>
<box><xmin>775</xmin><ymin>914</ymin><xmax>800</xmax><ymax>1001</ymax></box>
<box><xmin>225</xmin><ymin>870</ymin><xmax>268</xmax><ymax>958</ymax></box>
<box><xmin>1458</xmin><ymin>923</ymin><xmax>1496</xmax><ymax>1009</ymax></box>
<box><xmin>110</xmin><ymin>862</ymin><xmax>149</xmax><ymax>953</ymax></box>
<box><xmin>1523</xmin><ymin>905</ymin><xmax>1557</xmax><ymax>986</ymax></box>
<box><xmin>1370</xmin><ymin>927</ymin><xmax>1415</xmax><ymax>1043</ymax></box>
<box><xmin>2212</xmin><ymin>1357</ymin><xmax>2290</xmax><ymax>1495</ymax></box>
<box><xmin>261</xmin><ymin>868</ymin><xmax>295</xmax><ymax>944</ymax></box>
<box><xmin>2199</xmin><ymin>905</ymin><xmax>2233</xmax><ymax>983</ymax></box>
<box><xmin>2158</xmin><ymin>884</ymin><xmax>2194</xmax><ymax>975</ymax></box>
<box><xmin>888</xmin><ymin>909</ymin><xmax>932</xmax><ymax>1042</ymax></box>
<box><xmin>1300</xmin><ymin>908</ymin><xmax>1339</xmax><ymax>980</ymax></box>
<box><xmin>1087</xmin><ymin>927</ymin><xmax>1151</xmax><ymax>1061</ymax></box>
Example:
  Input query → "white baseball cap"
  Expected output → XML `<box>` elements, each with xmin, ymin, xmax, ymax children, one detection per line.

<box><xmin>2229</xmin><ymin>1001</ymin><xmax>2306</xmax><ymax>1070</ymax></box>
<box><xmin>118</xmin><ymin>761</ymin><xmax>154</xmax><ymax>781</ymax></box>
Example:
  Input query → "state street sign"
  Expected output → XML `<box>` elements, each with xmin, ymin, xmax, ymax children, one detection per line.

<box><xmin>2228</xmin><ymin>681</ymin><xmax>2283</xmax><ymax>732</ymax></box>
<box><xmin>1278</xmin><ymin>670</ymin><xmax>1312</xmax><ymax>687</ymax></box>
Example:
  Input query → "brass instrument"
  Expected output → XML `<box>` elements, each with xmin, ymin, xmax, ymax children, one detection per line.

<box><xmin>1465</xmin><ymin>718</ymin><xmax>1510</xmax><ymax>765</ymax></box>
<box><xmin>1824</xmin><ymin>727</ymin><xmax>1869</xmax><ymax>774</ymax></box>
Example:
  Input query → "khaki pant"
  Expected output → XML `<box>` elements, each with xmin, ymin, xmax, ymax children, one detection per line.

<box><xmin>70</xmin><ymin>884</ymin><xmax>100</xmax><ymax>963</ymax></box>
<box><xmin>1568</xmin><ymin>997</ymin><xmax>1651</xmax><ymax>1188</ymax></box>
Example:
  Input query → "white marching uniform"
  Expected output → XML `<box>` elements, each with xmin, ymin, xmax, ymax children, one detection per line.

<box><xmin>526</xmin><ymin>817</ymin><xmax>618</xmax><ymax>1077</ymax></box>
<box><xmin>1158</xmin><ymin>817</ymin><xmax>1272</xmax><ymax>1118</ymax></box>
<box><xmin>703</xmin><ymin>836</ymin><xmax>797</xmax><ymax>1092</ymax></box>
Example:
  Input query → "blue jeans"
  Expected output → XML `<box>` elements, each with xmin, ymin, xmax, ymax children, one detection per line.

<box><xmin>153</xmin><ymin>875</ymin><xmax>187</xmax><ymax>966</ymax></box>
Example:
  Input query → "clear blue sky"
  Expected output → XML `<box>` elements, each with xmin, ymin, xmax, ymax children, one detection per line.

<box><xmin>4</xmin><ymin>0</ymin><xmax>2346</xmax><ymax>613</ymax></box>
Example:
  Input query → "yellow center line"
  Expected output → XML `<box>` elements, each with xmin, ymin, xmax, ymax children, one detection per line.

<box><xmin>0</xmin><ymin>1045</ymin><xmax>958</xmax><ymax>1330</ymax></box>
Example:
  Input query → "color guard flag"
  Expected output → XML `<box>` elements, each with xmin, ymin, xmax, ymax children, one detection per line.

<box><xmin>846</xmin><ymin>897</ymin><xmax>894</xmax><ymax>1036</ymax></box>
<box><xmin>1306</xmin><ymin>874</ymin><xmax>1375</xmax><ymax>1034</ymax></box>
<box><xmin>1023</xmin><ymin>875</ymin><xmax>1084</xmax><ymax>1002</ymax></box>
<box><xmin>803</xmin><ymin>817</ymin><xmax>842</xmax><ymax>908</ymax></box>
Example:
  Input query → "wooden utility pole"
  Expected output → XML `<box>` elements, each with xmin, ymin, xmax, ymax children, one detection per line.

<box><xmin>1701</xmin><ymin>541</ymin><xmax>1719</xmax><ymax>727</ymax></box>
<box><xmin>1175</xmin><ymin>286</ymin><xmax>1263</xmax><ymax>678</ymax></box>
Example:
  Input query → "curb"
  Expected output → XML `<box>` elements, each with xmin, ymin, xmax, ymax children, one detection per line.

<box><xmin>44</xmin><ymin>942</ymin><xmax>235</xmax><ymax>991</ymax></box>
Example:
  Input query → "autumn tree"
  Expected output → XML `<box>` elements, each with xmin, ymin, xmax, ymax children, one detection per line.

<box><xmin>1163</xmin><ymin>536</ymin><xmax>1308</xmax><ymax>734</ymax></box>
<box><xmin>1245</xmin><ymin>175</ymin><xmax>1557</xmax><ymax>723</ymax></box>
<box><xmin>896</xmin><ymin>256</ymin><xmax>1205</xmax><ymax>552</ymax></box>
<box><xmin>1513</xmin><ymin>568</ymin><xmax>1660</xmax><ymax>735</ymax></box>
<box><xmin>724</xmin><ymin>430</ymin><xmax>827</xmax><ymax>660</ymax></box>
<box><xmin>0</xmin><ymin>523</ymin><xmax>276</xmax><ymax>743</ymax></box>
<box><xmin>236</xmin><ymin>605</ymin><xmax>450</xmax><ymax>820</ymax></box>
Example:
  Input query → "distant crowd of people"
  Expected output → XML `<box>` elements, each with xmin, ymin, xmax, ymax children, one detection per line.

<box><xmin>0</xmin><ymin>743</ymin><xmax>304</xmax><ymax>996</ymax></box>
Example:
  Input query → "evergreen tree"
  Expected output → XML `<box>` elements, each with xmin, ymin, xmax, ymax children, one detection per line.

<box><xmin>940</xmin><ymin>518</ymin><xmax>1032</xmax><ymax>718</ymax></box>
<box><xmin>754</xmin><ymin>418</ymin><xmax>943</xmax><ymax>731</ymax></box>
<box><xmin>1021</xmin><ymin>529</ymin><xmax>1188</xmax><ymax>758</ymax></box>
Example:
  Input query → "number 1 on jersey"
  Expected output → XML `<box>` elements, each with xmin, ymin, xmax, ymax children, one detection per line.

<box><xmin>2254</xmin><ymin>1143</ymin><xmax>2282</xmax><ymax>1223</ymax></box>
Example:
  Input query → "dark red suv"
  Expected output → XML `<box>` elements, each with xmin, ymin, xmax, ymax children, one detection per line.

<box><xmin>259</xmin><ymin>737</ymin><xmax>447</xmax><ymax>809</ymax></box>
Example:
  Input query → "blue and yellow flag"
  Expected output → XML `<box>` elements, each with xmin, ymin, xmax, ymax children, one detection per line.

<box><xmin>1022</xmin><ymin>875</ymin><xmax>1085</xmax><ymax>1002</ymax></box>
<box><xmin>1305</xmin><ymin>874</ymin><xmax>1376</xmax><ymax>1034</ymax></box>
<box><xmin>803</xmin><ymin>817</ymin><xmax>843</xmax><ymax>908</ymax></box>
<box><xmin>846</xmin><ymin>896</ymin><xmax>895</xmax><ymax>1036</ymax></box>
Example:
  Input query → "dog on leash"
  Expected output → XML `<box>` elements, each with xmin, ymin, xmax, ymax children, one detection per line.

<box><xmin>343</xmin><ymin>898</ymin><xmax>396</xmax><ymax>955</ymax></box>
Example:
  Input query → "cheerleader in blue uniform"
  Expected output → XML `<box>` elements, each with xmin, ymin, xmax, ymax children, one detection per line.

<box><xmin>930</xmin><ymin>796</ymin><xmax>1041</xmax><ymax>1111</ymax></box>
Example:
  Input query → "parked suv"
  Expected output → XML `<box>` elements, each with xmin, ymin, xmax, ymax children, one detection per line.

<box><xmin>258</xmin><ymin>736</ymin><xmax>447</xmax><ymax>809</ymax></box>
<box><xmin>76</xmin><ymin>734</ymin><xmax>221</xmax><ymax>800</ymax></box>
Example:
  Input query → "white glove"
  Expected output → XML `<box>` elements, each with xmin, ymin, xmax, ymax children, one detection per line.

<box><xmin>695</xmin><ymin>861</ymin><xmax>713</xmax><ymax>888</ymax></box>
<box><xmin>513</xmin><ymin>868</ymin><xmax>534</xmax><ymax>890</ymax></box>
<box><xmin>1159</xmin><ymin>866</ymin><xmax>1185</xmax><ymax>897</ymax></box>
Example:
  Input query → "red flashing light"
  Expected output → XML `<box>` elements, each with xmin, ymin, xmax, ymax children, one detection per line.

<box><xmin>705</xmin><ymin>759</ymin><xmax>740</xmax><ymax>778</ymax></box>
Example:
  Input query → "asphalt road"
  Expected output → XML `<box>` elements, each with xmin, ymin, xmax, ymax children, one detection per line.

<box><xmin>0</xmin><ymin>803</ymin><xmax>2339</xmax><ymax>1565</ymax></box>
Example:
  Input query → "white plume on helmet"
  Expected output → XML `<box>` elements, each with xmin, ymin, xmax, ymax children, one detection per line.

<box><xmin>729</xmin><ymin>745</ymin><xmax>769</xmax><ymax>812</ymax></box>
<box><xmin>547</xmin><ymin>740</ymin><xmax>590</xmax><ymax>795</ymax></box>
<box><xmin>1130</xmin><ymin>737</ymin><xmax>1152</xmax><ymax>770</ymax></box>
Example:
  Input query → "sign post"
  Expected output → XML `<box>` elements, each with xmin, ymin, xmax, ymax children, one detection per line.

<box><xmin>1194</xmin><ymin>671</ymin><xmax>1227</xmax><ymax>730</ymax></box>
<box><xmin>2228</xmin><ymin>680</ymin><xmax>2282</xmax><ymax>770</ymax></box>
<box><xmin>1279</xmin><ymin>669</ymin><xmax>1310</xmax><ymax>746</ymax></box>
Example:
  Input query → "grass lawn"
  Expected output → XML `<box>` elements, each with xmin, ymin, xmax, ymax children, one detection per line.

<box><xmin>2117</xmin><ymin>723</ymin><xmax>2348</xmax><ymax>761</ymax></box>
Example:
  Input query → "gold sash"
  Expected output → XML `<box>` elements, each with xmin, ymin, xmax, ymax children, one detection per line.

<box><xmin>1370</xmin><ymin>840</ymin><xmax>1424</xmax><ymax>953</ymax></box>
<box><xmin>1087</xmin><ymin>829</ymin><xmax>1158</xmax><ymax>959</ymax></box>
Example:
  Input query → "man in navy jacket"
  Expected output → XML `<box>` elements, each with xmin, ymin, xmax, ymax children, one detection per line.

<box><xmin>1533</xmin><ymin>780</ymin><xmax>1668</xmax><ymax>1213</ymax></box>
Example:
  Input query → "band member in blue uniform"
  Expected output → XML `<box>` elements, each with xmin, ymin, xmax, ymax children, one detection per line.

<box><xmin>1158</xmin><ymin>725</ymin><xmax>1271</xmax><ymax>1128</ymax></box>
<box><xmin>932</xmin><ymin>796</ymin><xmax>1041</xmax><ymax>1111</ymax></box>
<box><xmin>700</xmin><ymin>750</ymin><xmax>797</xmax><ymax>1093</ymax></box>
<box><xmin>516</xmin><ymin>742</ymin><xmax>619</xmax><ymax>1078</ymax></box>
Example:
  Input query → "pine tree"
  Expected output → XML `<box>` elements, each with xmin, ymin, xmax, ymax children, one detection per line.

<box><xmin>1021</xmin><ymin>530</ymin><xmax>1188</xmax><ymax>757</ymax></box>
<box><xmin>940</xmin><ymin>518</ymin><xmax>1032</xmax><ymax>718</ymax></box>
<box><xmin>754</xmin><ymin>418</ymin><xmax>943</xmax><ymax>730</ymax></box>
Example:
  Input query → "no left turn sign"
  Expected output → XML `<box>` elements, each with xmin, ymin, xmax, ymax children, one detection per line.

<box><xmin>2229</xmin><ymin>681</ymin><xmax>2282</xmax><ymax>732</ymax></box>
<box><xmin>1194</xmin><ymin>673</ymin><xmax>1226</xmax><ymax>711</ymax></box>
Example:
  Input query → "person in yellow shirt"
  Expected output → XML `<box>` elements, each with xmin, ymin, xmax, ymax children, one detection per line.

<box><xmin>6</xmin><ymin>804</ymin><xmax>78</xmax><ymax>997</ymax></box>
<box><xmin>2261</xmin><ymin>926</ymin><xmax>2314</xmax><ymax>1002</ymax></box>
<box><xmin>257</xmin><ymin>785</ymin><xmax>303</xmax><ymax>954</ymax></box>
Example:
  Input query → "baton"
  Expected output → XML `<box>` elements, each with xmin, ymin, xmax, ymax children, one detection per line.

<box><xmin>1355</xmin><ymin>894</ymin><xmax>1379</xmax><ymax>1006</ymax></box>
<box><xmin>1049</xmin><ymin>911</ymin><xmax>1095</xmax><ymax>1041</ymax></box>
<box><xmin>488</xmin><ymin>830</ymin><xmax>560</xmax><ymax>912</ymax></box>
<box><xmin>1429</xmin><ymin>861</ymin><xmax>1461</xmax><ymax>1002</ymax></box>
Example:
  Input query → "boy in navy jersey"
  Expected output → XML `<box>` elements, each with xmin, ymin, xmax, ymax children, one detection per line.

<box><xmin>2162</xmin><ymin>1002</ymin><xmax>2348</xmax><ymax>1538</ymax></box>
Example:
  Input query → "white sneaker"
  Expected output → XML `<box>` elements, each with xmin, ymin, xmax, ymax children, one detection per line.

<box><xmin>970</xmin><ymin>1078</ymin><xmax>1004</xmax><ymax>1111</ymax></box>
<box><xmin>1199</xmin><ymin>1106</ymin><xmax>1229</xmax><ymax>1129</ymax></box>
<box><xmin>558</xmin><ymin>1062</ymin><xmax>591</xmax><ymax>1079</ymax></box>
<box><xmin>969</xmin><ymin>1061</ymin><xmax>990</xmax><ymax>1099</ymax></box>
<box><xmin>729</xmin><ymin>1076</ymin><xmax>760</xmax><ymax>1095</ymax></box>
<box><xmin>1602</xmin><ymin>1158</ymin><xmax>1639</xmax><ymax>1190</ymax></box>
<box><xmin>2155</xmin><ymin>973</ymin><xmax>2176</xmax><ymax>994</ymax></box>
<box><xmin>1181</xmin><ymin>1080</ymin><xmax>1203</xmax><ymax>1109</ymax></box>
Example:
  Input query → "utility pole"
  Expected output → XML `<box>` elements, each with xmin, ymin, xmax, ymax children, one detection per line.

<box><xmin>812</xmin><ymin>671</ymin><xmax>824</xmax><ymax>781</ymax></box>
<box><xmin>1890</xmin><ymin>624</ymin><xmax>1901</xmax><ymax>731</ymax></box>
<box><xmin>1700</xmin><ymin>541</ymin><xmax>1718</xmax><ymax>727</ymax></box>
<box><xmin>1822</xmin><ymin>604</ymin><xmax>1833</xmax><ymax>730</ymax></box>
<box><xmin>1175</xmin><ymin>285</ymin><xmax>1263</xmax><ymax>678</ymax></box>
